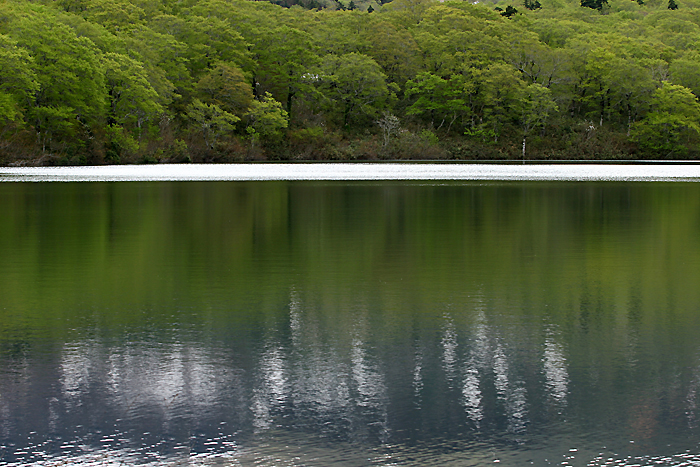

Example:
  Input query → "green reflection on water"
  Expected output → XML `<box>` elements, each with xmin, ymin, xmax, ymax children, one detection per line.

<box><xmin>2</xmin><ymin>182</ymin><xmax>699</xmax><ymax>331</ymax></box>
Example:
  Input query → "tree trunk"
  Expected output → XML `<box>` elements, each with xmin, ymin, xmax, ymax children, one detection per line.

<box><xmin>286</xmin><ymin>87</ymin><xmax>294</xmax><ymax>117</ymax></box>
<box><xmin>522</xmin><ymin>135</ymin><xmax>526</xmax><ymax>163</ymax></box>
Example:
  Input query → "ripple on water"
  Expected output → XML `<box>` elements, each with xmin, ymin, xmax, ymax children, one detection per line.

<box><xmin>3</xmin><ymin>438</ymin><xmax>700</xmax><ymax>467</ymax></box>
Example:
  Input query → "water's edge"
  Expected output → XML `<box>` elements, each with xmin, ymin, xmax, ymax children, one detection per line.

<box><xmin>2</xmin><ymin>162</ymin><xmax>700</xmax><ymax>182</ymax></box>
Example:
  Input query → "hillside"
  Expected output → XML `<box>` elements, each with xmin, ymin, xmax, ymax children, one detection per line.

<box><xmin>2</xmin><ymin>0</ymin><xmax>700</xmax><ymax>163</ymax></box>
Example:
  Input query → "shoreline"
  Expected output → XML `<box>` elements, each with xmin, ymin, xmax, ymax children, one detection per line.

<box><xmin>3</xmin><ymin>162</ymin><xmax>700</xmax><ymax>182</ymax></box>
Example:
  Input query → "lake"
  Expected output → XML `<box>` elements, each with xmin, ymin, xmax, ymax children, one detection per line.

<box><xmin>1</xmin><ymin>165</ymin><xmax>700</xmax><ymax>466</ymax></box>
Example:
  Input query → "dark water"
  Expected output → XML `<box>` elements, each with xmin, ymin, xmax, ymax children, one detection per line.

<box><xmin>1</xmin><ymin>181</ymin><xmax>700</xmax><ymax>466</ymax></box>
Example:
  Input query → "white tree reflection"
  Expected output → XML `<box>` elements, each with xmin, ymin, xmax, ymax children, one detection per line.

<box><xmin>686</xmin><ymin>366</ymin><xmax>699</xmax><ymax>429</ymax></box>
<box><xmin>461</xmin><ymin>310</ymin><xmax>487</xmax><ymax>426</ymax></box>
<box><xmin>442</xmin><ymin>315</ymin><xmax>459</xmax><ymax>389</ymax></box>
<box><xmin>543</xmin><ymin>328</ymin><xmax>569</xmax><ymax>412</ymax></box>
<box><xmin>59</xmin><ymin>343</ymin><xmax>94</xmax><ymax>409</ymax></box>
<box><xmin>493</xmin><ymin>342</ymin><xmax>528</xmax><ymax>434</ymax></box>
<box><xmin>252</xmin><ymin>343</ymin><xmax>288</xmax><ymax>432</ymax></box>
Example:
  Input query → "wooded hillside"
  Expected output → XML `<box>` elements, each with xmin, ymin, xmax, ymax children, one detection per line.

<box><xmin>2</xmin><ymin>0</ymin><xmax>700</xmax><ymax>163</ymax></box>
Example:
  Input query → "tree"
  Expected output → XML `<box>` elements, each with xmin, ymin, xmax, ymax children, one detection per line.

<box><xmin>405</xmin><ymin>72</ymin><xmax>467</xmax><ymax>133</ymax></box>
<box><xmin>82</xmin><ymin>0</ymin><xmax>146</xmax><ymax>33</ymax></box>
<box><xmin>376</xmin><ymin>112</ymin><xmax>400</xmax><ymax>146</ymax></box>
<box><xmin>668</xmin><ymin>0</ymin><xmax>678</xmax><ymax>9</ymax></box>
<box><xmin>0</xmin><ymin>34</ymin><xmax>38</xmax><ymax>124</ymax></box>
<box><xmin>11</xmin><ymin>10</ymin><xmax>106</xmax><ymax>152</ymax></box>
<box><xmin>670</xmin><ymin>52</ymin><xmax>700</xmax><ymax>97</ymax></box>
<box><xmin>581</xmin><ymin>0</ymin><xmax>607</xmax><ymax>10</ymax></box>
<box><xmin>518</xmin><ymin>84</ymin><xmax>558</xmax><ymax>160</ymax></box>
<box><xmin>187</xmin><ymin>99</ymin><xmax>239</xmax><ymax>150</ymax></box>
<box><xmin>245</xmin><ymin>92</ymin><xmax>289</xmax><ymax>148</ymax></box>
<box><xmin>102</xmin><ymin>53</ymin><xmax>163</xmax><ymax>139</ymax></box>
<box><xmin>366</xmin><ymin>21</ymin><xmax>421</xmax><ymax>88</ymax></box>
<box><xmin>524</xmin><ymin>0</ymin><xmax>541</xmax><ymax>10</ymax></box>
<box><xmin>631</xmin><ymin>83</ymin><xmax>700</xmax><ymax>157</ymax></box>
<box><xmin>478</xmin><ymin>63</ymin><xmax>525</xmax><ymax>143</ymax></box>
<box><xmin>501</xmin><ymin>5</ymin><xmax>518</xmax><ymax>17</ymax></box>
<box><xmin>196</xmin><ymin>63</ymin><xmax>253</xmax><ymax>117</ymax></box>
<box><xmin>149</xmin><ymin>14</ymin><xmax>250</xmax><ymax>83</ymax></box>
<box><xmin>254</xmin><ymin>26</ymin><xmax>319</xmax><ymax>118</ymax></box>
<box><xmin>320</xmin><ymin>53</ymin><xmax>394</xmax><ymax>127</ymax></box>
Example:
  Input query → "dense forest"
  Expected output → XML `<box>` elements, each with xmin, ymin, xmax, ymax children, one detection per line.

<box><xmin>2</xmin><ymin>0</ymin><xmax>700</xmax><ymax>163</ymax></box>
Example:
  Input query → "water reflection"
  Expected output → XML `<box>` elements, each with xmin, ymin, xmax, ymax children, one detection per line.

<box><xmin>685</xmin><ymin>364</ymin><xmax>700</xmax><ymax>430</ymax></box>
<box><xmin>2</xmin><ymin>181</ymin><xmax>700</xmax><ymax>465</ymax></box>
<box><xmin>542</xmin><ymin>327</ymin><xmax>568</xmax><ymax>412</ymax></box>
<box><xmin>252</xmin><ymin>342</ymin><xmax>287</xmax><ymax>432</ymax></box>
<box><xmin>2</xmin><ymin>305</ymin><xmax>700</xmax><ymax>466</ymax></box>
<box><xmin>462</xmin><ymin>310</ymin><xmax>486</xmax><ymax>428</ymax></box>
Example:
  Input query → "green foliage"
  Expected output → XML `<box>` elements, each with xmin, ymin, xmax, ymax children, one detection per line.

<box><xmin>631</xmin><ymin>83</ymin><xmax>700</xmax><ymax>157</ymax></box>
<box><xmin>10</xmin><ymin>7</ymin><xmax>106</xmax><ymax>151</ymax></box>
<box><xmin>670</xmin><ymin>52</ymin><xmax>700</xmax><ymax>96</ymax></box>
<box><xmin>320</xmin><ymin>53</ymin><xmax>394</xmax><ymax>127</ymax></box>
<box><xmin>196</xmin><ymin>62</ymin><xmax>253</xmax><ymax>117</ymax></box>
<box><xmin>102</xmin><ymin>52</ymin><xmax>163</xmax><ymax>135</ymax></box>
<box><xmin>501</xmin><ymin>5</ymin><xmax>519</xmax><ymax>17</ymax></box>
<box><xmin>187</xmin><ymin>99</ymin><xmax>240</xmax><ymax>149</ymax></box>
<box><xmin>581</xmin><ymin>0</ymin><xmax>608</xmax><ymax>10</ymax></box>
<box><xmin>419</xmin><ymin>129</ymin><xmax>439</xmax><ymax>144</ymax></box>
<box><xmin>245</xmin><ymin>92</ymin><xmax>289</xmax><ymax>143</ymax></box>
<box><xmin>104</xmin><ymin>124</ymin><xmax>139</xmax><ymax>162</ymax></box>
<box><xmin>0</xmin><ymin>34</ymin><xmax>38</xmax><ymax>124</ymax></box>
<box><xmin>405</xmin><ymin>72</ymin><xmax>467</xmax><ymax>132</ymax></box>
<box><xmin>3</xmin><ymin>0</ymin><xmax>700</xmax><ymax>161</ymax></box>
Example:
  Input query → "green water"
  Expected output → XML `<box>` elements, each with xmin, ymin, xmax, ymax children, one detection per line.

<box><xmin>1</xmin><ymin>181</ymin><xmax>699</xmax><ymax>466</ymax></box>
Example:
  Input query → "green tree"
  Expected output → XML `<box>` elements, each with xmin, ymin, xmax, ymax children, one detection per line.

<box><xmin>254</xmin><ymin>26</ymin><xmax>319</xmax><ymax>118</ymax></box>
<box><xmin>82</xmin><ymin>0</ymin><xmax>147</xmax><ymax>33</ymax></box>
<box><xmin>366</xmin><ymin>21</ymin><xmax>421</xmax><ymax>88</ymax></box>
<box><xmin>478</xmin><ymin>63</ymin><xmax>525</xmax><ymax>143</ymax></box>
<box><xmin>518</xmin><ymin>83</ymin><xmax>558</xmax><ymax>160</ymax></box>
<box><xmin>0</xmin><ymin>34</ymin><xmax>38</xmax><ymax>124</ymax></box>
<box><xmin>670</xmin><ymin>52</ymin><xmax>700</xmax><ymax>97</ymax></box>
<box><xmin>581</xmin><ymin>0</ymin><xmax>607</xmax><ymax>10</ymax></box>
<box><xmin>196</xmin><ymin>63</ymin><xmax>254</xmax><ymax>117</ymax></box>
<box><xmin>405</xmin><ymin>72</ymin><xmax>467</xmax><ymax>132</ymax></box>
<box><xmin>631</xmin><ymin>83</ymin><xmax>700</xmax><ymax>157</ymax></box>
<box><xmin>149</xmin><ymin>13</ymin><xmax>249</xmax><ymax>85</ymax></box>
<box><xmin>102</xmin><ymin>52</ymin><xmax>163</xmax><ymax>139</ymax></box>
<box><xmin>10</xmin><ymin>8</ymin><xmax>106</xmax><ymax>152</ymax></box>
<box><xmin>321</xmin><ymin>53</ymin><xmax>395</xmax><ymax>127</ymax></box>
<box><xmin>245</xmin><ymin>92</ymin><xmax>289</xmax><ymax>148</ymax></box>
<box><xmin>187</xmin><ymin>99</ymin><xmax>239</xmax><ymax>150</ymax></box>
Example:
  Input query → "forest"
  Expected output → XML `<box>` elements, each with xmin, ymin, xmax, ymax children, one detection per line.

<box><xmin>2</xmin><ymin>0</ymin><xmax>700</xmax><ymax>163</ymax></box>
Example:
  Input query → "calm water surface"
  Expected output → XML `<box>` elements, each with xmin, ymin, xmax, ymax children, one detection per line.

<box><xmin>1</xmin><ymin>180</ymin><xmax>700</xmax><ymax>466</ymax></box>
